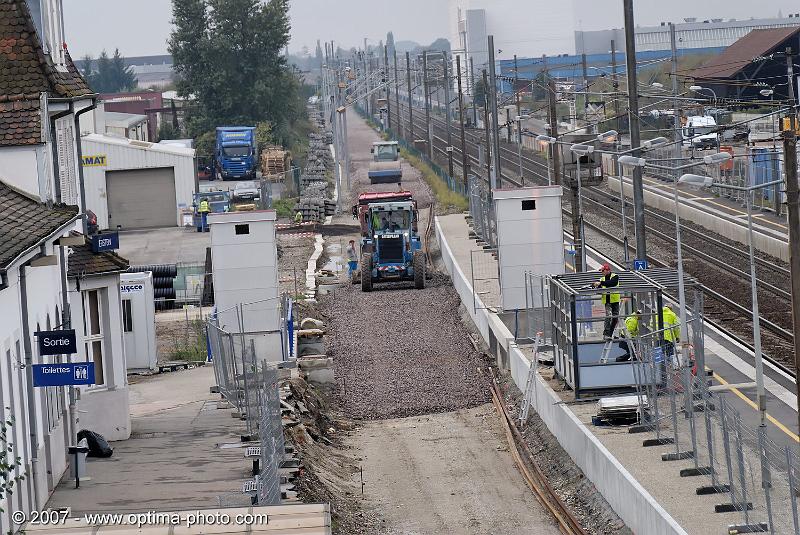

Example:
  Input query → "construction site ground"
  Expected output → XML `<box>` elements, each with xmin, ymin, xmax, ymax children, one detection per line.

<box><xmin>287</xmin><ymin>110</ymin><xmax>630</xmax><ymax>534</ymax></box>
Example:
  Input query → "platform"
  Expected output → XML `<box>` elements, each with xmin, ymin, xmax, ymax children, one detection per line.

<box><xmin>436</xmin><ymin>211</ymin><xmax>800</xmax><ymax>535</ymax></box>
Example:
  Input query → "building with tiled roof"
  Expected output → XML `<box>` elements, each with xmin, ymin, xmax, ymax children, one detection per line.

<box><xmin>0</xmin><ymin>0</ymin><xmax>96</xmax><ymax>206</ymax></box>
<box><xmin>0</xmin><ymin>3</ymin><xmax>132</xmax><ymax>523</ymax></box>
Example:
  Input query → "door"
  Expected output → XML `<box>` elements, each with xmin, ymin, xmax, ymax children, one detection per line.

<box><xmin>106</xmin><ymin>167</ymin><xmax>177</xmax><ymax>229</ymax></box>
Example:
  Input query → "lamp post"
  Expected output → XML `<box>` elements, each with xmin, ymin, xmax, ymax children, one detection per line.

<box><xmin>689</xmin><ymin>85</ymin><xmax>717</xmax><ymax>108</ymax></box>
<box><xmin>535</xmin><ymin>134</ymin><xmax>555</xmax><ymax>186</ymax></box>
<box><xmin>679</xmin><ymin>173</ymin><xmax>782</xmax><ymax>429</ymax></box>
<box><xmin>595</xmin><ymin>132</ymin><xmax>670</xmax><ymax>267</ymax></box>
<box><xmin>515</xmin><ymin>115</ymin><xmax>529</xmax><ymax>184</ymax></box>
<box><xmin>570</xmin><ymin>143</ymin><xmax>594</xmax><ymax>271</ymax></box>
<box><xmin>620</xmin><ymin>152</ymin><xmax>732</xmax><ymax>361</ymax></box>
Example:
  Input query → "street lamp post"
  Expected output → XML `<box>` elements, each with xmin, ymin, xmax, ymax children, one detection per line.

<box><xmin>535</xmin><ymin>134</ymin><xmax>555</xmax><ymax>186</ymax></box>
<box><xmin>570</xmin><ymin>143</ymin><xmax>593</xmax><ymax>271</ymax></box>
<box><xmin>620</xmin><ymin>152</ymin><xmax>731</xmax><ymax>360</ymax></box>
<box><xmin>679</xmin><ymin>173</ymin><xmax>782</xmax><ymax>429</ymax></box>
<box><xmin>689</xmin><ymin>85</ymin><xmax>718</xmax><ymax>108</ymax></box>
<box><xmin>516</xmin><ymin>115</ymin><xmax>529</xmax><ymax>184</ymax></box>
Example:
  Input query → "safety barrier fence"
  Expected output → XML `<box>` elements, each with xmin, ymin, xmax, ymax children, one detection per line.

<box><xmin>466</xmin><ymin>174</ymin><xmax>496</xmax><ymax>248</ymax></box>
<box><xmin>519</xmin><ymin>279</ymin><xmax>800</xmax><ymax>534</ymax></box>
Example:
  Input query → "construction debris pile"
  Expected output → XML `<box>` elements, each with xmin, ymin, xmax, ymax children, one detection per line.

<box><xmin>294</xmin><ymin>105</ymin><xmax>335</xmax><ymax>222</ymax></box>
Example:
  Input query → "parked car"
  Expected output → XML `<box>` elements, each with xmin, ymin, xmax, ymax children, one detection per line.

<box><xmin>232</xmin><ymin>181</ymin><xmax>261</xmax><ymax>201</ymax></box>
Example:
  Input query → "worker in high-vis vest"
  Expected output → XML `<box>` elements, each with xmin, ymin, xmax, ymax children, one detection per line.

<box><xmin>593</xmin><ymin>263</ymin><xmax>620</xmax><ymax>341</ymax></box>
<box><xmin>660</xmin><ymin>305</ymin><xmax>680</xmax><ymax>357</ymax></box>
<box><xmin>617</xmin><ymin>310</ymin><xmax>641</xmax><ymax>362</ymax></box>
<box><xmin>198</xmin><ymin>198</ymin><xmax>211</xmax><ymax>232</ymax></box>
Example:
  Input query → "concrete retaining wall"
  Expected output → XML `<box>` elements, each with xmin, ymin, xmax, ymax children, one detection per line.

<box><xmin>435</xmin><ymin>218</ymin><xmax>688</xmax><ymax>535</ymax></box>
<box><xmin>607</xmin><ymin>175</ymin><xmax>788</xmax><ymax>262</ymax></box>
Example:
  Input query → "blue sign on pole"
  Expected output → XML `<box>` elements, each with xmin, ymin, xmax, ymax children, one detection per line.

<box><xmin>633</xmin><ymin>259</ymin><xmax>649</xmax><ymax>271</ymax></box>
<box><xmin>90</xmin><ymin>232</ymin><xmax>119</xmax><ymax>253</ymax></box>
<box><xmin>32</xmin><ymin>363</ymin><xmax>95</xmax><ymax>387</ymax></box>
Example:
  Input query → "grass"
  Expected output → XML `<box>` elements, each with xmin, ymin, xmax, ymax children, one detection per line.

<box><xmin>400</xmin><ymin>149</ymin><xmax>469</xmax><ymax>212</ymax></box>
<box><xmin>273</xmin><ymin>197</ymin><xmax>298</xmax><ymax>218</ymax></box>
<box><xmin>170</xmin><ymin>319</ymin><xmax>207</xmax><ymax>363</ymax></box>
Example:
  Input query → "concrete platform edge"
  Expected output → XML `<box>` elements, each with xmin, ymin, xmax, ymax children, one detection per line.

<box><xmin>608</xmin><ymin>175</ymin><xmax>788</xmax><ymax>262</ymax></box>
<box><xmin>435</xmin><ymin>216</ymin><xmax>688</xmax><ymax>535</ymax></box>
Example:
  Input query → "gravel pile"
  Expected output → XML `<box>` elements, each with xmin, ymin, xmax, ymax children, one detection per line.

<box><xmin>320</xmin><ymin>273</ymin><xmax>491</xmax><ymax>420</ymax></box>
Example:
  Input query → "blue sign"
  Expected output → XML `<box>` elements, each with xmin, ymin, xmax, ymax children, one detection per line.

<box><xmin>33</xmin><ymin>363</ymin><xmax>95</xmax><ymax>387</ymax></box>
<box><xmin>633</xmin><ymin>259</ymin><xmax>649</xmax><ymax>271</ymax></box>
<box><xmin>91</xmin><ymin>232</ymin><xmax>119</xmax><ymax>253</ymax></box>
<box><xmin>36</xmin><ymin>330</ymin><xmax>77</xmax><ymax>356</ymax></box>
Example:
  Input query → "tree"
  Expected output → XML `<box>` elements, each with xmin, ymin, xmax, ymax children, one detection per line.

<box><xmin>81</xmin><ymin>49</ymin><xmax>138</xmax><ymax>93</ymax></box>
<box><xmin>110</xmin><ymin>49</ymin><xmax>137</xmax><ymax>92</ymax></box>
<box><xmin>157</xmin><ymin>121</ymin><xmax>180</xmax><ymax>142</ymax></box>
<box><xmin>473</xmin><ymin>76</ymin><xmax>488</xmax><ymax>107</ymax></box>
<box><xmin>170</xmin><ymin>0</ymin><xmax>301</xmax><ymax>142</ymax></box>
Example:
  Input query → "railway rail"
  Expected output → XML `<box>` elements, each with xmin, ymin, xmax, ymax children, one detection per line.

<box><xmin>388</xmin><ymin>102</ymin><xmax>798</xmax><ymax>372</ymax></box>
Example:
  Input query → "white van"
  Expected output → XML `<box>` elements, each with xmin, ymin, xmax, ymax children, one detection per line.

<box><xmin>682</xmin><ymin>115</ymin><xmax>719</xmax><ymax>149</ymax></box>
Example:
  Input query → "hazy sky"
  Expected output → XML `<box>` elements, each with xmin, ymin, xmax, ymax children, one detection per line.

<box><xmin>62</xmin><ymin>1</ymin><xmax>800</xmax><ymax>58</ymax></box>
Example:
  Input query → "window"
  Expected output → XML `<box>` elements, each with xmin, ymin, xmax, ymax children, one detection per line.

<box><xmin>122</xmin><ymin>300</ymin><xmax>133</xmax><ymax>333</ymax></box>
<box><xmin>82</xmin><ymin>290</ymin><xmax>105</xmax><ymax>385</ymax></box>
<box><xmin>235</xmin><ymin>224</ymin><xmax>250</xmax><ymax>235</ymax></box>
<box><xmin>222</xmin><ymin>147</ymin><xmax>250</xmax><ymax>157</ymax></box>
<box><xmin>55</xmin><ymin>118</ymin><xmax>78</xmax><ymax>205</ymax></box>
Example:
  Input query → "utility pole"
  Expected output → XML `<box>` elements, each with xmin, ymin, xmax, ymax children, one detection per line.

<box><xmin>483</xmin><ymin>70</ymin><xmax>493</xmax><ymax>185</ymax></box>
<box><xmin>610</xmin><ymin>40</ymin><xmax>621</xmax><ymax>133</ymax></box>
<box><xmin>443</xmin><ymin>52</ymin><xmax>454</xmax><ymax>178</ymax></box>
<box><xmin>488</xmin><ymin>35</ymin><xmax>502</xmax><ymax>188</ymax></box>
<box><xmin>457</xmin><ymin>55</ymin><xmax>469</xmax><ymax>187</ymax></box>
<box><xmin>423</xmin><ymin>51</ymin><xmax>433</xmax><ymax>160</ymax></box>
<box><xmin>406</xmin><ymin>51</ymin><xmax>413</xmax><ymax>141</ymax></box>
<box><xmin>547</xmin><ymin>76</ymin><xmax>561</xmax><ymax>185</ymax></box>
<box><xmin>669</xmin><ymin>23</ymin><xmax>681</xmax><ymax>178</ymax></box>
<box><xmin>623</xmin><ymin>0</ymin><xmax>648</xmax><ymax>262</ymax></box>
<box><xmin>514</xmin><ymin>54</ymin><xmax>521</xmax><ymax>119</ymax></box>
<box><xmin>384</xmin><ymin>45</ymin><xmax>391</xmax><ymax>132</ymax></box>
<box><xmin>394</xmin><ymin>49</ymin><xmax>401</xmax><ymax>138</ymax></box>
<box><xmin>783</xmin><ymin>46</ymin><xmax>800</xmax><ymax>435</ymax></box>
<box><xmin>581</xmin><ymin>52</ymin><xmax>591</xmax><ymax>133</ymax></box>
<box><xmin>470</xmin><ymin>57</ymin><xmax>477</xmax><ymax>126</ymax></box>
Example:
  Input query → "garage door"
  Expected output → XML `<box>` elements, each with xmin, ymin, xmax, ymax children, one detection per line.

<box><xmin>107</xmin><ymin>168</ymin><xmax>177</xmax><ymax>229</ymax></box>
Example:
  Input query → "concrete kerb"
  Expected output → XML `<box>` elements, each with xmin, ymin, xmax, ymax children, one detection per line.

<box><xmin>435</xmin><ymin>216</ymin><xmax>688</xmax><ymax>535</ymax></box>
<box><xmin>607</xmin><ymin>175</ymin><xmax>789</xmax><ymax>262</ymax></box>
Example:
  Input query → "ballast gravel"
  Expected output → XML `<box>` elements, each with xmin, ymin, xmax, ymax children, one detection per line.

<box><xmin>321</xmin><ymin>273</ymin><xmax>492</xmax><ymax>420</ymax></box>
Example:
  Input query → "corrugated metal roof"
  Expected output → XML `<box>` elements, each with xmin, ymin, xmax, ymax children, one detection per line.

<box><xmin>81</xmin><ymin>132</ymin><xmax>195</xmax><ymax>157</ymax></box>
<box><xmin>691</xmin><ymin>26</ymin><xmax>800</xmax><ymax>80</ymax></box>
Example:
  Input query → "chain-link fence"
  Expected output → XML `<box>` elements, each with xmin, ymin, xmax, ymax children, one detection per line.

<box><xmin>522</xmin><ymin>272</ymin><xmax>553</xmax><ymax>346</ymax></box>
<box><xmin>467</xmin><ymin>174</ymin><xmax>497</xmax><ymax>248</ymax></box>
<box><xmin>256</xmin><ymin>362</ymin><xmax>283</xmax><ymax>505</ymax></box>
<box><xmin>206</xmin><ymin>296</ymin><xmax>292</xmax><ymax>424</ymax></box>
<box><xmin>626</xmin><ymin>292</ymin><xmax>800</xmax><ymax>534</ymax></box>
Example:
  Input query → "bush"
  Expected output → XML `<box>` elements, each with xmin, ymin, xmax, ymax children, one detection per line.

<box><xmin>273</xmin><ymin>197</ymin><xmax>298</xmax><ymax>218</ymax></box>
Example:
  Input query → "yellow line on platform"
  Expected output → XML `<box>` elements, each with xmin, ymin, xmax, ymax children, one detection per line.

<box><xmin>711</xmin><ymin>371</ymin><xmax>799</xmax><ymax>442</ymax></box>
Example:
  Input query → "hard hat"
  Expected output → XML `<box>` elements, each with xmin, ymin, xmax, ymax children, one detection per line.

<box><xmin>600</xmin><ymin>263</ymin><xmax>611</xmax><ymax>271</ymax></box>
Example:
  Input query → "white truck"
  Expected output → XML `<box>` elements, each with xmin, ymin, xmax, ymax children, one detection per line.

<box><xmin>682</xmin><ymin>115</ymin><xmax>719</xmax><ymax>150</ymax></box>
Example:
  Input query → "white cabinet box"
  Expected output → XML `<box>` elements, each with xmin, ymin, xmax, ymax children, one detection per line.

<box><xmin>493</xmin><ymin>186</ymin><xmax>564</xmax><ymax>310</ymax></box>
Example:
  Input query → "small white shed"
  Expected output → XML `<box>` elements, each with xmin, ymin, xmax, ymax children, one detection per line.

<box><xmin>120</xmin><ymin>272</ymin><xmax>157</xmax><ymax>371</ymax></box>
<box><xmin>80</xmin><ymin>133</ymin><xmax>197</xmax><ymax>230</ymax></box>
<box><xmin>209</xmin><ymin>210</ymin><xmax>282</xmax><ymax>362</ymax></box>
<box><xmin>494</xmin><ymin>186</ymin><xmax>564</xmax><ymax>310</ymax></box>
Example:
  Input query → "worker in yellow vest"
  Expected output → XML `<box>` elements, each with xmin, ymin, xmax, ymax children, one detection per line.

<box><xmin>198</xmin><ymin>198</ymin><xmax>211</xmax><ymax>232</ymax></box>
<box><xmin>592</xmin><ymin>263</ymin><xmax>620</xmax><ymax>341</ymax></box>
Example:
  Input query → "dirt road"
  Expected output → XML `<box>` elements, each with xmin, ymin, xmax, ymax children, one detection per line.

<box><xmin>313</xmin><ymin>110</ymin><xmax>559</xmax><ymax>534</ymax></box>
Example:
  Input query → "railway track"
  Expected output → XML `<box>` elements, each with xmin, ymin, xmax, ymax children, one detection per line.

<box><xmin>389</xmin><ymin>102</ymin><xmax>798</xmax><ymax>372</ymax></box>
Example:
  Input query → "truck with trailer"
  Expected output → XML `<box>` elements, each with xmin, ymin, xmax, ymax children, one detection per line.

<box><xmin>214</xmin><ymin>127</ymin><xmax>257</xmax><ymax>180</ymax></box>
<box><xmin>352</xmin><ymin>191</ymin><xmax>425</xmax><ymax>291</ymax></box>
<box><xmin>368</xmin><ymin>141</ymin><xmax>402</xmax><ymax>184</ymax></box>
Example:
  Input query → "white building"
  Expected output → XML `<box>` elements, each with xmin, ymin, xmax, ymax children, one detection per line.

<box><xmin>80</xmin><ymin>134</ymin><xmax>198</xmax><ymax>230</ymax></box>
<box><xmin>449</xmin><ymin>0</ymin><xmax>577</xmax><ymax>77</ymax></box>
<box><xmin>575</xmin><ymin>14</ymin><xmax>800</xmax><ymax>55</ymax></box>
<box><xmin>0</xmin><ymin>0</ymin><xmax>132</xmax><ymax>528</ymax></box>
